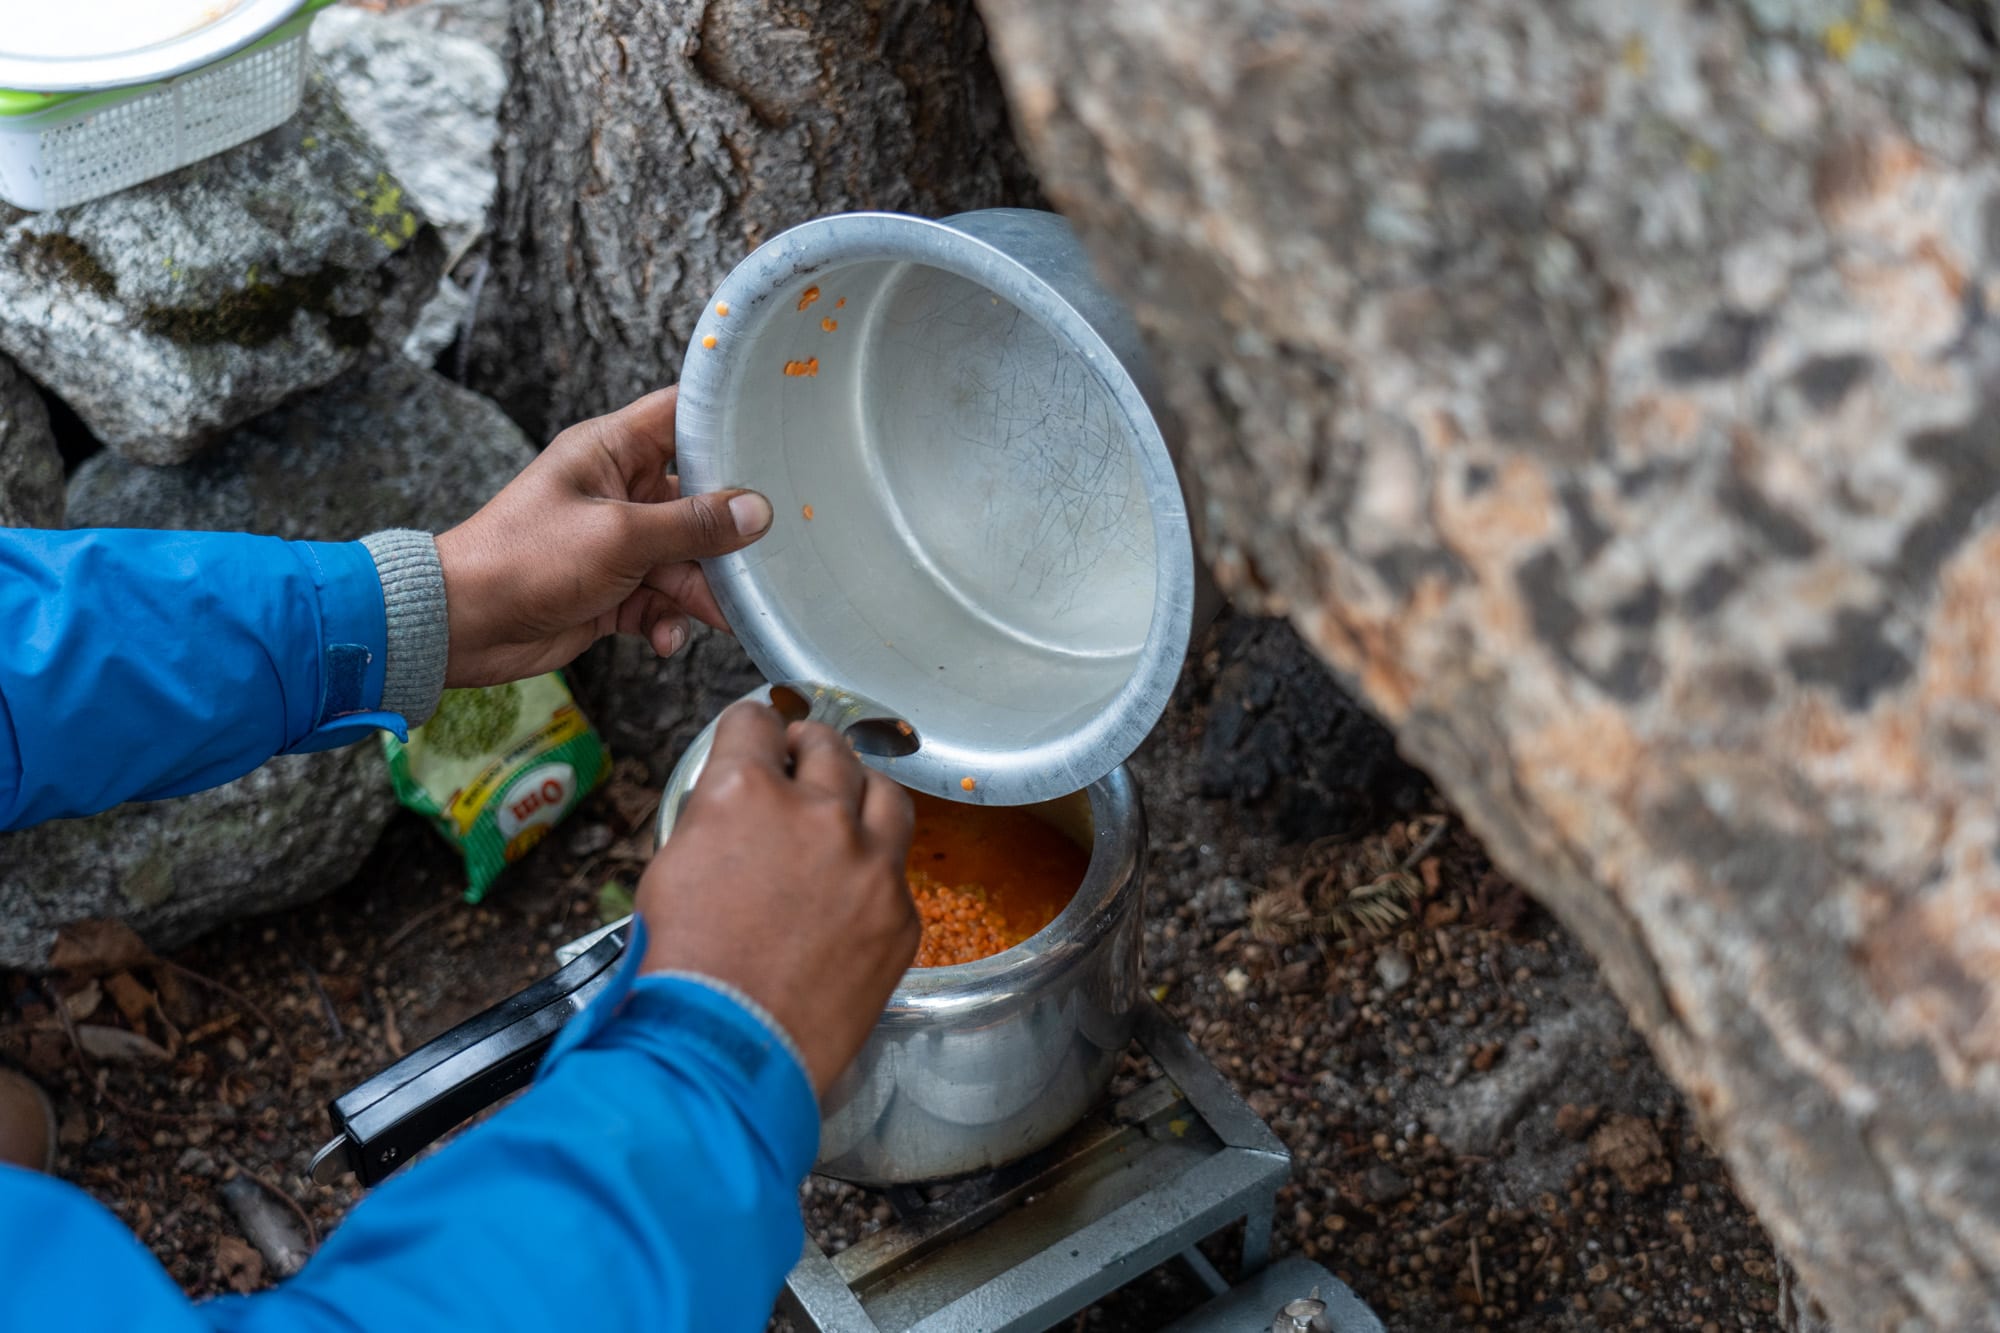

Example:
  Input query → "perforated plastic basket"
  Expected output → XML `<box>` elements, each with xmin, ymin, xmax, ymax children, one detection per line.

<box><xmin>0</xmin><ymin>2</ymin><xmax>329</xmax><ymax>212</ymax></box>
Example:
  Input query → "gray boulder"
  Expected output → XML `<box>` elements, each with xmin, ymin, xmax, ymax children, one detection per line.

<box><xmin>312</xmin><ymin>3</ymin><xmax>506</xmax><ymax>368</ymax></box>
<box><xmin>0</xmin><ymin>359</ymin><xmax>534</xmax><ymax>968</ymax></box>
<box><xmin>0</xmin><ymin>78</ymin><xmax>445</xmax><ymax>465</ymax></box>
<box><xmin>311</xmin><ymin>5</ymin><xmax>505</xmax><ymax>250</ymax></box>
<box><xmin>0</xmin><ymin>355</ymin><xmax>59</xmax><ymax>529</ymax></box>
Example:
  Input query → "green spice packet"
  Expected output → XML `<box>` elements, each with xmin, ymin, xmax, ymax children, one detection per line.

<box><xmin>384</xmin><ymin>673</ymin><xmax>611</xmax><ymax>902</ymax></box>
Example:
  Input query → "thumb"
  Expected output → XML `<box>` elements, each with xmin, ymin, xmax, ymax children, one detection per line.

<box><xmin>625</xmin><ymin>488</ymin><xmax>773</xmax><ymax>564</ymax></box>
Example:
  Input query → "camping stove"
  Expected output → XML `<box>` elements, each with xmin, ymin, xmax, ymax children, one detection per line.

<box><xmin>781</xmin><ymin>1002</ymin><xmax>1382</xmax><ymax>1333</ymax></box>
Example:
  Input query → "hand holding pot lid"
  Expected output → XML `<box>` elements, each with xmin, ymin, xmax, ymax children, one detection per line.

<box><xmin>432</xmin><ymin>387</ymin><xmax>775</xmax><ymax>691</ymax></box>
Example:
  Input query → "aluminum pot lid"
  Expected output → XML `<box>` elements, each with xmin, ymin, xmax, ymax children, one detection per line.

<box><xmin>674</xmin><ymin>209</ymin><xmax>1200</xmax><ymax>807</ymax></box>
<box><xmin>0</xmin><ymin>0</ymin><xmax>308</xmax><ymax>94</ymax></box>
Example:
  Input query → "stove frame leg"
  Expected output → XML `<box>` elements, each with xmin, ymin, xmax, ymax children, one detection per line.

<box><xmin>1240</xmin><ymin>1193</ymin><xmax>1275</xmax><ymax>1277</ymax></box>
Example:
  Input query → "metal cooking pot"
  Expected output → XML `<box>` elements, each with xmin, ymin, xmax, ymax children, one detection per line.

<box><xmin>655</xmin><ymin>681</ymin><xmax>1147</xmax><ymax>1185</ymax></box>
<box><xmin>309</xmin><ymin>703</ymin><xmax>1145</xmax><ymax>1189</ymax></box>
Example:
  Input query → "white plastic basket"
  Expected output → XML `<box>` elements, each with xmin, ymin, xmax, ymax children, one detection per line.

<box><xmin>0</xmin><ymin>5</ymin><xmax>324</xmax><ymax>212</ymax></box>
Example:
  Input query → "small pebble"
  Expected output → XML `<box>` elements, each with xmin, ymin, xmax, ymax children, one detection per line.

<box><xmin>1375</xmin><ymin>947</ymin><xmax>1413</xmax><ymax>992</ymax></box>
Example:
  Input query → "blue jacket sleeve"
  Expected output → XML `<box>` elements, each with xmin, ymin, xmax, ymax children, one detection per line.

<box><xmin>0</xmin><ymin>969</ymin><xmax>820</xmax><ymax>1333</ymax></box>
<box><xmin>0</xmin><ymin>528</ymin><xmax>401</xmax><ymax>830</ymax></box>
<box><xmin>206</xmin><ymin>969</ymin><xmax>821</xmax><ymax>1333</ymax></box>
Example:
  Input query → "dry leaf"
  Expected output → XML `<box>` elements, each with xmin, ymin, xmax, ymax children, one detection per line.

<box><xmin>57</xmin><ymin>1105</ymin><xmax>90</xmax><ymax>1148</ymax></box>
<box><xmin>59</xmin><ymin>979</ymin><xmax>103</xmax><ymax>1023</ymax></box>
<box><xmin>381</xmin><ymin>998</ymin><xmax>405</xmax><ymax>1058</ymax></box>
<box><xmin>605</xmin><ymin>757</ymin><xmax>662</xmax><ymax>830</ymax></box>
<box><xmin>216</xmin><ymin>1235</ymin><xmax>265</xmax><ymax>1294</ymax></box>
<box><xmin>23</xmin><ymin>1030</ymin><xmax>67</xmax><ymax>1078</ymax></box>
<box><xmin>104</xmin><ymin>971</ymin><xmax>156</xmax><ymax>1027</ymax></box>
<box><xmin>1589</xmin><ymin>1113</ymin><xmax>1673</xmax><ymax>1194</ymax></box>
<box><xmin>153</xmin><ymin>966</ymin><xmax>197</xmax><ymax>1028</ymax></box>
<box><xmin>74</xmin><ymin>1024</ymin><xmax>171</xmax><ymax>1065</ymax></box>
<box><xmin>48</xmin><ymin>919</ymin><xmax>151</xmax><ymax>975</ymax></box>
<box><xmin>1423</xmin><ymin>898</ymin><xmax>1464</xmax><ymax>929</ymax></box>
<box><xmin>606</xmin><ymin>832</ymin><xmax>653</xmax><ymax>865</ymax></box>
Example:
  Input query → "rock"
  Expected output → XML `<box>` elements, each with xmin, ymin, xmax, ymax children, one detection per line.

<box><xmin>313</xmin><ymin>2</ymin><xmax>505</xmax><ymax>370</ymax></box>
<box><xmin>0</xmin><ymin>354</ymin><xmax>59</xmax><ymax>528</ymax></box>
<box><xmin>311</xmin><ymin>5</ymin><xmax>505</xmax><ymax>249</ymax></box>
<box><xmin>0</xmin><ymin>359</ymin><xmax>533</xmax><ymax>968</ymax></box>
<box><xmin>1426</xmin><ymin>995</ymin><xmax>1627</xmax><ymax>1156</ymax></box>
<box><xmin>1373</xmin><ymin>946</ymin><xmax>1413</xmax><ymax>994</ymax></box>
<box><xmin>391</xmin><ymin>0</ymin><xmax>512</xmax><ymax>55</ymax></box>
<box><xmin>1359</xmin><ymin>1163</ymin><xmax>1412</xmax><ymax>1207</ymax></box>
<box><xmin>566</xmin><ymin>822</ymin><xmax>614</xmax><ymax>858</ymax></box>
<box><xmin>0</xmin><ymin>78</ymin><xmax>445</xmax><ymax>463</ymax></box>
<box><xmin>977</xmin><ymin>0</ymin><xmax>2000</xmax><ymax>1323</ymax></box>
<box><xmin>402</xmin><ymin>275</ymin><xmax>473</xmax><ymax>366</ymax></box>
<box><xmin>1191</xmin><ymin>874</ymin><xmax>1253</xmax><ymax>929</ymax></box>
<box><xmin>1194</xmin><ymin>616</ymin><xmax>1427</xmax><ymax>841</ymax></box>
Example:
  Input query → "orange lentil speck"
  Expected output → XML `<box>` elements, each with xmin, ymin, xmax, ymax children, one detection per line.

<box><xmin>821</xmin><ymin>317</ymin><xmax>838</xmax><ymax>332</ymax></box>
<box><xmin>700</xmin><ymin>334</ymin><xmax>717</xmax><ymax>349</ymax></box>
<box><xmin>835</xmin><ymin>297</ymin><xmax>846</xmax><ymax>308</ymax></box>
<box><xmin>960</xmin><ymin>776</ymin><xmax>977</xmax><ymax>792</ymax></box>
<box><xmin>715</xmin><ymin>301</ymin><xmax>730</xmax><ymax>316</ymax></box>
<box><xmin>782</xmin><ymin>358</ymin><xmax>821</xmax><ymax>377</ymax></box>
<box><xmin>797</xmin><ymin>285</ymin><xmax>821</xmax><ymax>311</ymax></box>
<box><xmin>802</xmin><ymin>504</ymin><xmax>815</xmax><ymax>520</ymax></box>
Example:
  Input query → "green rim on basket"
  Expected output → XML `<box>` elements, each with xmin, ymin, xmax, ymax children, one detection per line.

<box><xmin>0</xmin><ymin>0</ymin><xmax>337</xmax><ymax>119</ymax></box>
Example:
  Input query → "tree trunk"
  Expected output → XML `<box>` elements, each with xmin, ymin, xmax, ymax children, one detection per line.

<box><xmin>473</xmin><ymin>0</ymin><xmax>1041</xmax><ymax>442</ymax></box>
<box><xmin>976</xmin><ymin>0</ymin><xmax>2000</xmax><ymax>1328</ymax></box>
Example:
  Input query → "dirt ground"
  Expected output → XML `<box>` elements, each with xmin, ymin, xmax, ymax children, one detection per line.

<box><xmin>1</xmin><ymin>618</ymin><xmax>1784</xmax><ymax>1330</ymax></box>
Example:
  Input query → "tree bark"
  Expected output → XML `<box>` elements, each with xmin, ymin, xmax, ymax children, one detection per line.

<box><xmin>473</xmin><ymin>0</ymin><xmax>1041</xmax><ymax>442</ymax></box>
<box><xmin>975</xmin><ymin>0</ymin><xmax>2000</xmax><ymax>1327</ymax></box>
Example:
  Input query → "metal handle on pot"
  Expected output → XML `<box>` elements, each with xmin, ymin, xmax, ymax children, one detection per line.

<box><xmin>308</xmin><ymin>922</ymin><xmax>630</xmax><ymax>1186</ymax></box>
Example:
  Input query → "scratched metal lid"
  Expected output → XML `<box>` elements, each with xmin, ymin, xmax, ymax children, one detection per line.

<box><xmin>674</xmin><ymin>209</ymin><xmax>1203</xmax><ymax>807</ymax></box>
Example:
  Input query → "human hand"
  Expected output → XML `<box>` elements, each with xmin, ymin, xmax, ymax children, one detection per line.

<box><xmin>634</xmin><ymin>702</ymin><xmax>918</xmax><ymax>1097</ymax></box>
<box><xmin>433</xmin><ymin>387</ymin><xmax>772</xmax><ymax>687</ymax></box>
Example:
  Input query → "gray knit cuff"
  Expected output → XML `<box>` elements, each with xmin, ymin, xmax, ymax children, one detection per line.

<box><xmin>360</xmin><ymin>529</ymin><xmax>449</xmax><ymax>727</ymax></box>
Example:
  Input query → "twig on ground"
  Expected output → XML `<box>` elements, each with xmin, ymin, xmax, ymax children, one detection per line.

<box><xmin>1399</xmin><ymin>816</ymin><xmax>1450</xmax><ymax>871</ymax></box>
<box><xmin>293</xmin><ymin>949</ymin><xmax>344</xmax><ymax>1044</ymax></box>
<box><xmin>153</xmin><ymin>959</ymin><xmax>291</xmax><ymax>1063</ymax></box>
<box><xmin>381</xmin><ymin>899</ymin><xmax>455</xmax><ymax>956</ymax></box>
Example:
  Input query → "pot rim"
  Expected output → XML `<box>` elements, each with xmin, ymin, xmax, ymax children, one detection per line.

<box><xmin>673</xmin><ymin>209</ymin><xmax>1198</xmax><ymax>808</ymax></box>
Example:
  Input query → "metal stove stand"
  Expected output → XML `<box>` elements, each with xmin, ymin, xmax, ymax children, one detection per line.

<box><xmin>782</xmin><ymin>1002</ymin><xmax>1382</xmax><ymax>1333</ymax></box>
